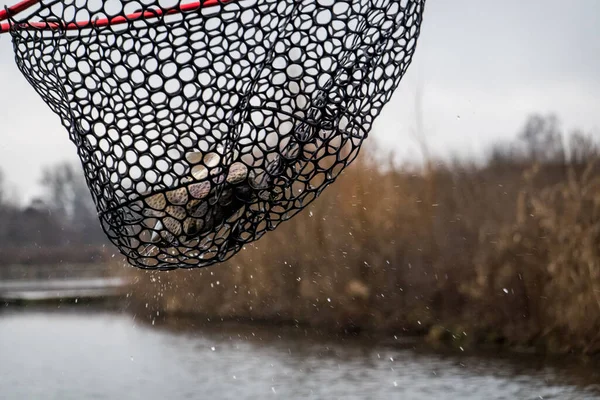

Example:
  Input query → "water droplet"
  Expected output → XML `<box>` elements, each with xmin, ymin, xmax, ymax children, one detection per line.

<box><xmin>233</xmin><ymin>375</ymin><xmax>237</xmax><ymax>380</ymax></box>
<box><xmin>211</xmin><ymin>346</ymin><xmax>216</xmax><ymax>351</ymax></box>
<box><xmin>271</xmin><ymin>387</ymin><xmax>276</xmax><ymax>394</ymax></box>
<box><xmin>503</xmin><ymin>288</ymin><xmax>509</xmax><ymax>294</ymax></box>
<box><xmin>327</xmin><ymin>298</ymin><xmax>331</xmax><ymax>302</ymax></box>
<box><xmin>393</xmin><ymin>381</ymin><xmax>398</xmax><ymax>387</ymax></box>
<box><xmin>309</xmin><ymin>211</ymin><xmax>313</xmax><ymax>217</ymax></box>
<box><xmin>460</xmin><ymin>346</ymin><xmax>464</xmax><ymax>351</ymax></box>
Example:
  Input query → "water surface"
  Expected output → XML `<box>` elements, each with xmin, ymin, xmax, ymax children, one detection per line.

<box><xmin>1</xmin><ymin>308</ymin><xmax>599</xmax><ymax>400</ymax></box>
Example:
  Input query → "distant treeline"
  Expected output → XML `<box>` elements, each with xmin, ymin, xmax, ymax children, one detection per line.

<box><xmin>0</xmin><ymin>162</ymin><xmax>108</xmax><ymax>265</ymax></box>
<box><xmin>125</xmin><ymin>113</ymin><xmax>600</xmax><ymax>355</ymax></box>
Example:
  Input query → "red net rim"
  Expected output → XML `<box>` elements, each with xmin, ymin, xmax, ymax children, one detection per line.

<box><xmin>0</xmin><ymin>0</ymin><xmax>235</xmax><ymax>34</ymax></box>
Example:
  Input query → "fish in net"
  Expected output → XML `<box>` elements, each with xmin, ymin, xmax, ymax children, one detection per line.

<box><xmin>1</xmin><ymin>0</ymin><xmax>426</xmax><ymax>269</ymax></box>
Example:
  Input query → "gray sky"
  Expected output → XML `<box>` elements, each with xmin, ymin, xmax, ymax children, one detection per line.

<box><xmin>1</xmin><ymin>0</ymin><xmax>599</xmax><ymax>203</ymax></box>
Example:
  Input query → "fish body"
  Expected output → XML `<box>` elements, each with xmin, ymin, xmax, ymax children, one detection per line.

<box><xmin>142</xmin><ymin>151</ymin><xmax>250</xmax><ymax>248</ymax></box>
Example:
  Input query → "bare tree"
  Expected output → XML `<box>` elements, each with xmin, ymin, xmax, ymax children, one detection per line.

<box><xmin>568</xmin><ymin>130</ymin><xmax>599</xmax><ymax>164</ymax></box>
<box><xmin>519</xmin><ymin>113</ymin><xmax>565</xmax><ymax>164</ymax></box>
<box><xmin>39</xmin><ymin>162</ymin><xmax>105</xmax><ymax>244</ymax></box>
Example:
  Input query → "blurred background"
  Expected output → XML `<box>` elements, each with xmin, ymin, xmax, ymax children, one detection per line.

<box><xmin>1</xmin><ymin>1</ymin><xmax>600</xmax><ymax>399</ymax></box>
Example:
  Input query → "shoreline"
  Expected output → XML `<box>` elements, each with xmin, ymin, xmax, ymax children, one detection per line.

<box><xmin>124</xmin><ymin>302</ymin><xmax>600</xmax><ymax>360</ymax></box>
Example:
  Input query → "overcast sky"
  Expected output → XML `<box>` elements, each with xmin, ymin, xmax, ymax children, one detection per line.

<box><xmin>0</xmin><ymin>0</ymin><xmax>599</xmax><ymax>203</ymax></box>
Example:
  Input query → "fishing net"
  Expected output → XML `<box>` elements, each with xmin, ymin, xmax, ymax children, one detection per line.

<box><xmin>4</xmin><ymin>0</ymin><xmax>426</xmax><ymax>269</ymax></box>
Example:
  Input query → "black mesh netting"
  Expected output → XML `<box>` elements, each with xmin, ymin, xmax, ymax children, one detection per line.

<box><xmin>7</xmin><ymin>0</ymin><xmax>425</xmax><ymax>269</ymax></box>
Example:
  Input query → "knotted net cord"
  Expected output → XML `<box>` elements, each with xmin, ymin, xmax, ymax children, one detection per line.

<box><xmin>5</xmin><ymin>0</ymin><xmax>426</xmax><ymax>269</ymax></box>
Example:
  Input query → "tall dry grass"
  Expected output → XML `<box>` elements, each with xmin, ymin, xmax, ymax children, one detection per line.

<box><xmin>467</xmin><ymin>160</ymin><xmax>600</xmax><ymax>352</ymax></box>
<box><xmin>124</xmin><ymin>129</ymin><xmax>600</xmax><ymax>354</ymax></box>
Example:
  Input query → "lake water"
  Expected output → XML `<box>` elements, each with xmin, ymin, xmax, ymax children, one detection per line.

<box><xmin>1</xmin><ymin>307</ymin><xmax>600</xmax><ymax>400</ymax></box>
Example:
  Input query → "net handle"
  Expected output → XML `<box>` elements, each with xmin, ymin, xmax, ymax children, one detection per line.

<box><xmin>0</xmin><ymin>0</ymin><xmax>231</xmax><ymax>34</ymax></box>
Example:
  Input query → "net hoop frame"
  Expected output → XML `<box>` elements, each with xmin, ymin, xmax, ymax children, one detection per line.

<box><xmin>0</xmin><ymin>0</ymin><xmax>237</xmax><ymax>33</ymax></box>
